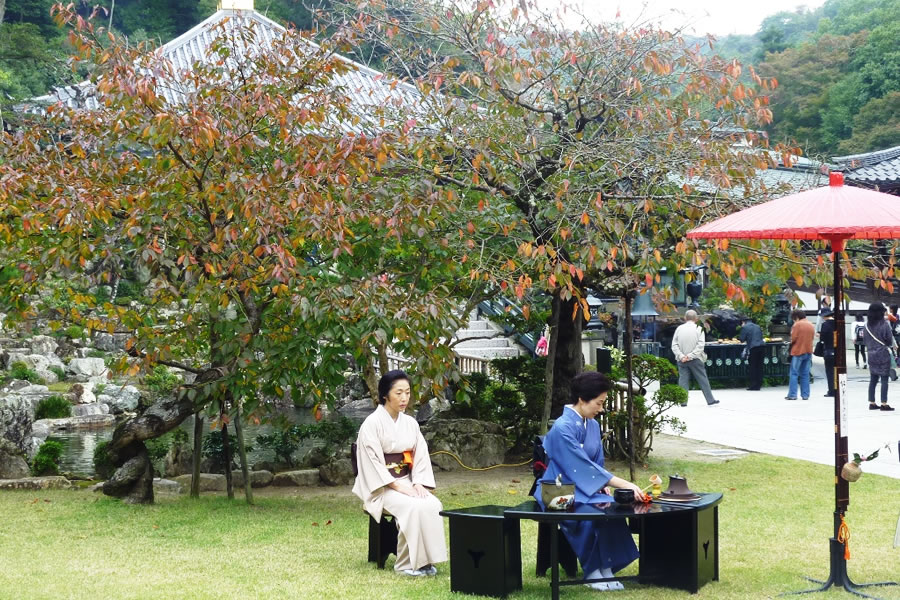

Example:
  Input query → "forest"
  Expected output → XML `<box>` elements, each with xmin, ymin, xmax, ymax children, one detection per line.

<box><xmin>0</xmin><ymin>0</ymin><xmax>897</xmax><ymax>157</ymax></box>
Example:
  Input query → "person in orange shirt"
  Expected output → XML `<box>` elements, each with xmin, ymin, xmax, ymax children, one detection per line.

<box><xmin>786</xmin><ymin>309</ymin><xmax>815</xmax><ymax>401</ymax></box>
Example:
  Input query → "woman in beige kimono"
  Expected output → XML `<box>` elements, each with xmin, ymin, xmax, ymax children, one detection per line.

<box><xmin>352</xmin><ymin>370</ymin><xmax>447</xmax><ymax>576</ymax></box>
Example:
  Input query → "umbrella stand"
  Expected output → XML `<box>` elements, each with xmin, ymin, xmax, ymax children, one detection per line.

<box><xmin>784</xmin><ymin>237</ymin><xmax>898</xmax><ymax>599</ymax></box>
<box><xmin>687</xmin><ymin>172</ymin><xmax>900</xmax><ymax>597</ymax></box>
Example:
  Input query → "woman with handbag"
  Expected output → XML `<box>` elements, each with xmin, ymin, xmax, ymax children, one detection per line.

<box><xmin>862</xmin><ymin>303</ymin><xmax>896</xmax><ymax>411</ymax></box>
<box><xmin>352</xmin><ymin>370</ymin><xmax>447</xmax><ymax>576</ymax></box>
<box><xmin>853</xmin><ymin>314</ymin><xmax>867</xmax><ymax>369</ymax></box>
<box><xmin>819</xmin><ymin>309</ymin><xmax>836</xmax><ymax>397</ymax></box>
<box><xmin>534</xmin><ymin>372</ymin><xmax>646</xmax><ymax>591</ymax></box>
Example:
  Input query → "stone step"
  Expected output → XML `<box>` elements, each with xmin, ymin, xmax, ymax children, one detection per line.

<box><xmin>454</xmin><ymin>337</ymin><xmax>513</xmax><ymax>349</ymax></box>
<box><xmin>455</xmin><ymin>347</ymin><xmax>522</xmax><ymax>359</ymax></box>
<box><xmin>464</xmin><ymin>320</ymin><xmax>495</xmax><ymax>330</ymax></box>
<box><xmin>454</xmin><ymin>328</ymin><xmax>504</xmax><ymax>341</ymax></box>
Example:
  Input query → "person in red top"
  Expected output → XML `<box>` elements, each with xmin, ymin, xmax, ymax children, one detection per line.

<box><xmin>786</xmin><ymin>309</ymin><xmax>815</xmax><ymax>401</ymax></box>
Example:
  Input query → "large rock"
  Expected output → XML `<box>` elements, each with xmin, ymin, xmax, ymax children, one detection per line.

<box><xmin>0</xmin><ymin>476</ymin><xmax>72</xmax><ymax>490</ymax></box>
<box><xmin>97</xmin><ymin>385</ymin><xmax>141</xmax><ymax>414</ymax></box>
<box><xmin>0</xmin><ymin>381</ymin><xmax>48</xmax><ymax>455</ymax></box>
<box><xmin>66</xmin><ymin>358</ymin><xmax>107</xmax><ymax>380</ymax></box>
<box><xmin>272</xmin><ymin>469</ymin><xmax>320</xmax><ymax>487</ymax></box>
<box><xmin>72</xmin><ymin>402</ymin><xmax>109</xmax><ymax>417</ymax></box>
<box><xmin>319</xmin><ymin>458</ymin><xmax>354</xmax><ymax>486</ymax></box>
<box><xmin>92</xmin><ymin>333</ymin><xmax>130</xmax><ymax>352</ymax></box>
<box><xmin>230</xmin><ymin>469</ymin><xmax>274</xmax><ymax>488</ymax></box>
<box><xmin>0</xmin><ymin>438</ymin><xmax>30</xmax><ymax>479</ymax></box>
<box><xmin>68</xmin><ymin>382</ymin><xmax>96</xmax><ymax>405</ymax></box>
<box><xmin>3</xmin><ymin>354</ymin><xmax>57</xmax><ymax>384</ymax></box>
<box><xmin>421</xmin><ymin>418</ymin><xmax>508</xmax><ymax>471</ymax></box>
<box><xmin>27</xmin><ymin>335</ymin><xmax>59</xmax><ymax>357</ymax></box>
<box><xmin>152</xmin><ymin>478</ymin><xmax>183</xmax><ymax>496</ymax></box>
<box><xmin>173</xmin><ymin>473</ymin><xmax>227</xmax><ymax>492</ymax></box>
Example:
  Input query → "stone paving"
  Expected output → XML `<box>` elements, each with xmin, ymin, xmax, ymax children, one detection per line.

<box><xmin>664</xmin><ymin>348</ymin><xmax>900</xmax><ymax>480</ymax></box>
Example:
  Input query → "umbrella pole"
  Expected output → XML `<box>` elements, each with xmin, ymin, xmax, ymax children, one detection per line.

<box><xmin>784</xmin><ymin>238</ymin><xmax>898</xmax><ymax>598</ymax></box>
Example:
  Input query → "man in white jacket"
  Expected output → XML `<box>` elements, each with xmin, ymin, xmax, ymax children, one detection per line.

<box><xmin>671</xmin><ymin>310</ymin><xmax>719</xmax><ymax>406</ymax></box>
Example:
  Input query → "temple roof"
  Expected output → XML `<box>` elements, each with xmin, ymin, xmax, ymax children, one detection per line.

<box><xmin>19</xmin><ymin>8</ymin><xmax>421</xmax><ymax>134</ymax></box>
<box><xmin>832</xmin><ymin>145</ymin><xmax>900</xmax><ymax>191</ymax></box>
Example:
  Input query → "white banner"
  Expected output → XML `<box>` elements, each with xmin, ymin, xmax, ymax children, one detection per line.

<box><xmin>839</xmin><ymin>374</ymin><xmax>848</xmax><ymax>435</ymax></box>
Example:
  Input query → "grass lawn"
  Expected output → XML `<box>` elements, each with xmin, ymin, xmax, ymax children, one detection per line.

<box><xmin>1</xmin><ymin>452</ymin><xmax>899</xmax><ymax>599</ymax></box>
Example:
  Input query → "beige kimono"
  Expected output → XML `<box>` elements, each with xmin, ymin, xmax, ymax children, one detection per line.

<box><xmin>352</xmin><ymin>404</ymin><xmax>447</xmax><ymax>571</ymax></box>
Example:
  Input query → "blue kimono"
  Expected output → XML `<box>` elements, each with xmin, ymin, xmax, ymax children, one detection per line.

<box><xmin>534</xmin><ymin>405</ymin><xmax>639</xmax><ymax>575</ymax></box>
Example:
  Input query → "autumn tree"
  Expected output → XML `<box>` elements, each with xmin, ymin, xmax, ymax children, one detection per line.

<box><xmin>342</xmin><ymin>0</ymin><xmax>786</xmax><ymax>420</ymax></box>
<box><xmin>0</xmin><ymin>5</ymin><xmax>472</xmax><ymax>502</ymax></box>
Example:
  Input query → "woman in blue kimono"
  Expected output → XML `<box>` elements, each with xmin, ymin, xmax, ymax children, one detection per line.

<box><xmin>535</xmin><ymin>371</ymin><xmax>646</xmax><ymax>591</ymax></box>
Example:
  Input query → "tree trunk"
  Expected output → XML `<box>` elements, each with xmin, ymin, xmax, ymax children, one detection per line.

<box><xmin>0</xmin><ymin>0</ymin><xmax>6</xmax><ymax>27</ymax></box>
<box><xmin>101</xmin><ymin>392</ymin><xmax>196</xmax><ymax>503</ymax></box>
<box><xmin>624</xmin><ymin>293</ymin><xmax>636</xmax><ymax>482</ymax></box>
<box><xmin>233</xmin><ymin>398</ymin><xmax>253</xmax><ymax>505</ymax></box>
<box><xmin>540</xmin><ymin>294</ymin><xmax>561</xmax><ymax>435</ymax></box>
<box><xmin>550</xmin><ymin>292</ymin><xmax>585</xmax><ymax>419</ymax></box>
<box><xmin>362</xmin><ymin>352</ymin><xmax>379</xmax><ymax>406</ymax></box>
<box><xmin>191</xmin><ymin>412</ymin><xmax>203</xmax><ymax>498</ymax></box>
<box><xmin>222</xmin><ymin>421</ymin><xmax>234</xmax><ymax>500</ymax></box>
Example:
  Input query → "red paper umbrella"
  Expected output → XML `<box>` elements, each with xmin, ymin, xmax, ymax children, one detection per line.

<box><xmin>688</xmin><ymin>172</ymin><xmax>900</xmax><ymax>597</ymax></box>
<box><xmin>689</xmin><ymin>173</ymin><xmax>900</xmax><ymax>241</ymax></box>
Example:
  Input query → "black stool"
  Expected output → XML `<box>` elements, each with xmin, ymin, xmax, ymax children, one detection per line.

<box><xmin>368</xmin><ymin>512</ymin><xmax>399</xmax><ymax>569</ymax></box>
<box><xmin>352</xmin><ymin>443</ymin><xmax>399</xmax><ymax>569</ymax></box>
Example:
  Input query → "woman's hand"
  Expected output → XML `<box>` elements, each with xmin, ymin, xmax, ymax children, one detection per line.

<box><xmin>389</xmin><ymin>481</ymin><xmax>430</xmax><ymax>498</ymax></box>
<box><xmin>608</xmin><ymin>476</ymin><xmax>647</xmax><ymax>502</ymax></box>
<box><xmin>621</xmin><ymin>481</ymin><xmax>647</xmax><ymax>502</ymax></box>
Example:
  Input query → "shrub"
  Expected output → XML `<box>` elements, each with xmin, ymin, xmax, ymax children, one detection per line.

<box><xmin>256</xmin><ymin>416</ymin><xmax>360</xmax><ymax>465</ymax></box>
<box><xmin>144</xmin><ymin>428</ymin><xmax>188</xmax><ymax>474</ymax></box>
<box><xmin>602</xmin><ymin>355</ymin><xmax>686</xmax><ymax>462</ymax></box>
<box><xmin>93</xmin><ymin>383</ymin><xmax>106</xmax><ymax>395</ymax></box>
<box><xmin>48</xmin><ymin>365</ymin><xmax>66</xmax><ymax>382</ymax></box>
<box><xmin>448</xmin><ymin>355</ymin><xmax>546</xmax><ymax>452</ymax></box>
<box><xmin>92</xmin><ymin>441</ymin><xmax>115</xmax><ymax>480</ymax></box>
<box><xmin>32</xmin><ymin>440</ymin><xmax>64</xmax><ymax>476</ymax></box>
<box><xmin>86</xmin><ymin>350</ymin><xmax>105</xmax><ymax>359</ymax></box>
<box><xmin>203</xmin><ymin>429</ymin><xmax>252</xmax><ymax>473</ymax></box>
<box><xmin>144</xmin><ymin>365</ymin><xmax>180</xmax><ymax>396</ymax></box>
<box><xmin>35</xmin><ymin>395</ymin><xmax>72</xmax><ymax>420</ymax></box>
<box><xmin>9</xmin><ymin>361</ymin><xmax>44</xmax><ymax>384</ymax></box>
<box><xmin>64</xmin><ymin>325</ymin><xmax>85</xmax><ymax>340</ymax></box>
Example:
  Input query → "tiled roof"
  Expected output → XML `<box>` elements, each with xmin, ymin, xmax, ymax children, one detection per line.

<box><xmin>832</xmin><ymin>145</ymin><xmax>900</xmax><ymax>189</ymax></box>
<box><xmin>19</xmin><ymin>9</ymin><xmax>422</xmax><ymax>134</ymax></box>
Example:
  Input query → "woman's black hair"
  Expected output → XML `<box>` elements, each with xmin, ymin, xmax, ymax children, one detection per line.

<box><xmin>867</xmin><ymin>302</ymin><xmax>886</xmax><ymax>325</ymax></box>
<box><xmin>570</xmin><ymin>371</ymin><xmax>613</xmax><ymax>404</ymax></box>
<box><xmin>378</xmin><ymin>370</ymin><xmax>410</xmax><ymax>405</ymax></box>
<box><xmin>856</xmin><ymin>314</ymin><xmax>864</xmax><ymax>322</ymax></box>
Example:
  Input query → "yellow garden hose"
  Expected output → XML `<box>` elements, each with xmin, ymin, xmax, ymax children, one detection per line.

<box><xmin>429</xmin><ymin>450</ymin><xmax>532</xmax><ymax>471</ymax></box>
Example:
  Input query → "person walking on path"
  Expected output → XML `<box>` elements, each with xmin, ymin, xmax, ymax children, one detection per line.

<box><xmin>863</xmin><ymin>303</ymin><xmax>896</xmax><ymax>412</ymax></box>
<box><xmin>671</xmin><ymin>310</ymin><xmax>719</xmax><ymax>406</ymax></box>
<box><xmin>819</xmin><ymin>308</ymin><xmax>836</xmax><ymax>397</ymax></box>
<box><xmin>786</xmin><ymin>309</ymin><xmax>814</xmax><ymax>401</ymax></box>
<box><xmin>739</xmin><ymin>316</ymin><xmax>765</xmax><ymax>391</ymax></box>
<box><xmin>853</xmin><ymin>314</ymin><xmax>867</xmax><ymax>369</ymax></box>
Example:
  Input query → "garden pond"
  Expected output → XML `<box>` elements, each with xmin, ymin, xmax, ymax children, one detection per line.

<box><xmin>48</xmin><ymin>405</ymin><xmax>370</xmax><ymax>476</ymax></box>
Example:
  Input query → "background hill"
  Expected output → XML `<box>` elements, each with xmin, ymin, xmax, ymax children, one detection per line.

<box><xmin>2</xmin><ymin>0</ymin><xmax>897</xmax><ymax>156</ymax></box>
